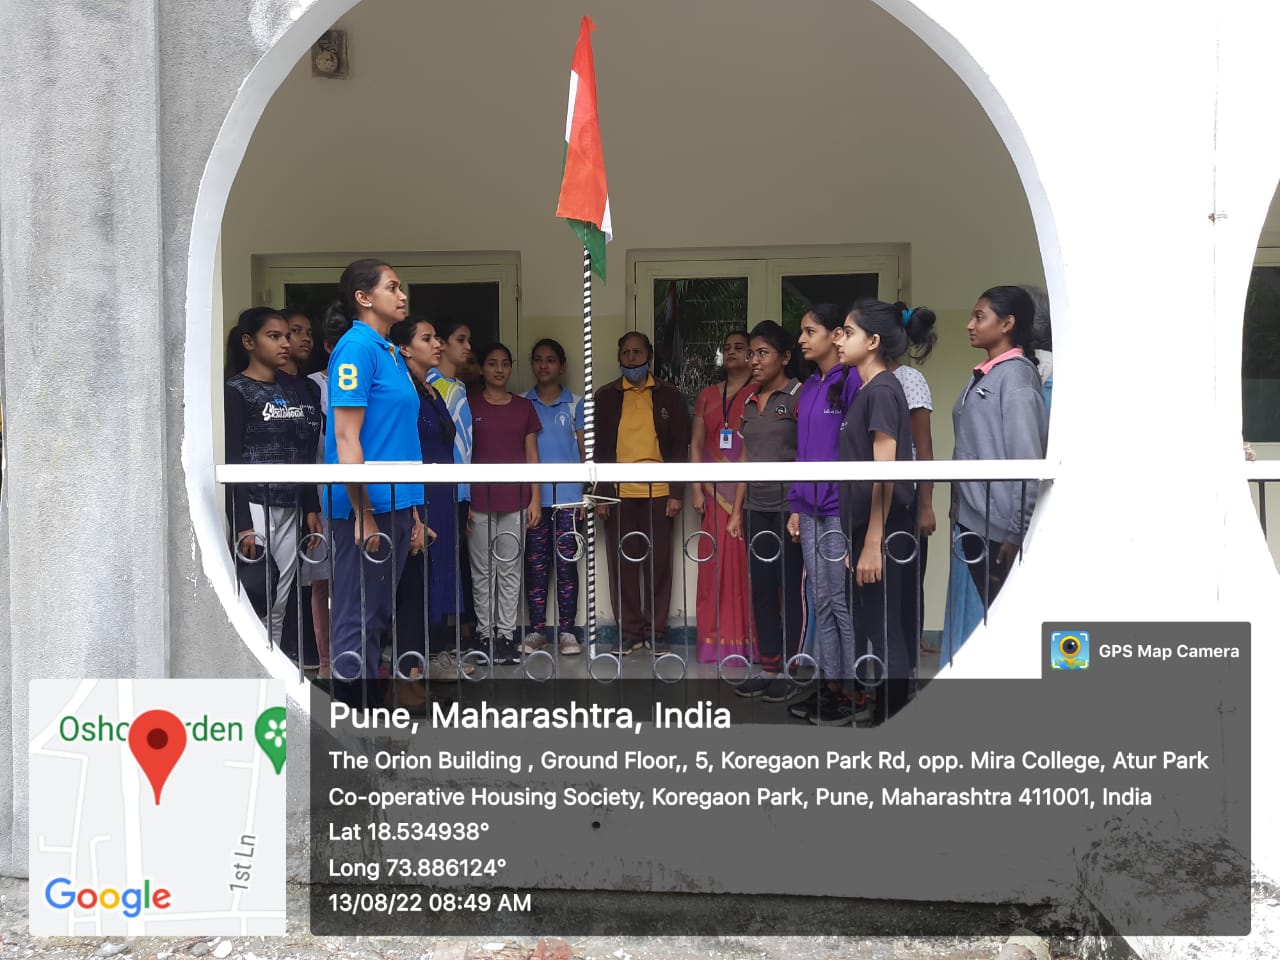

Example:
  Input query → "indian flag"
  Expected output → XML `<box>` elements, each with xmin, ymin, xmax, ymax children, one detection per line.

<box><xmin>556</xmin><ymin>15</ymin><xmax>611</xmax><ymax>280</ymax></box>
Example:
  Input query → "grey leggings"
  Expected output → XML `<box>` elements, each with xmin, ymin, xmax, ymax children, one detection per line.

<box><xmin>798</xmin><ymin>513</ymin><xmax>856</xmax><ymax>681</ymax></box>
<box><xmin>468</xmin><ymin>509</ymin><xmax>526</xmax><ymax>639</ymax></box>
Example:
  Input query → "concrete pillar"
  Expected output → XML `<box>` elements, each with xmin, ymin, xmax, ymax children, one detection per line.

<box><xmin>0</xmin><ymin>0</ymin><xmax>170</xmax><ymax>876</ymax></box>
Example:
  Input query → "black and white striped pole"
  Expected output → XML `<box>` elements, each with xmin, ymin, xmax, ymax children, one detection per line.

<box><xmin>581</xmin><ymin>247</ymin><xmax>598</xmax><ymax>655</ymax></box>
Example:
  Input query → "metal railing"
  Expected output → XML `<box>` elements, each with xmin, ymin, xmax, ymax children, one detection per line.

<box><xmin>215</xmin><ymin>460</ymin><xmax>1060</xmax><ymax>723</ymax></box>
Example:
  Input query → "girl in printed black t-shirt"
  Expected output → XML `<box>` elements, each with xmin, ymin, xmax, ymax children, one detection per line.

<box><xmin>832</xmin><ymin>299</ymin><xmax>917</xmax><ymax>727</ymax></box>
<box><xmin>224</xmin><ymin>306</ymin><xmax>322</xmax><ymax>648</ymax></box>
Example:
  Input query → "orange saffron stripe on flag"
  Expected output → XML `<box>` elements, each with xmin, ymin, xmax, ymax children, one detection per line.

<box><xmin>556</xmin><ymin>16</ymin><xmax>608</xmax><ymax>227</ymax></box>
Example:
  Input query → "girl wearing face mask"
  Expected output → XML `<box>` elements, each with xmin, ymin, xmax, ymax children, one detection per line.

<box><xmin>690</xmin><ymin>330</ymin><xmax>756</xmax><ymax>664</ymax></box>
<box><xmin>785</xmin><ymin>304</ymin><xmax>862</xmax><ymax>724</ymax></box>
<box><xmin>469</xmin><ymin>342</ymin><xmax>542</xmax><ymax>666</ymax></box>
<box><xmin>224</xmin><ymin>307</ymin><xmax>322</xmax><ymax>650</ymax></box>
<box><xmin>952</xmin><ymin>286</ymin><xmax>1048</xmax><ymax>607</ymax></box>
<box><xmin>593</xmin><ymin>332</ymin><xmax>690</xmax><ymax>656</ymax></box>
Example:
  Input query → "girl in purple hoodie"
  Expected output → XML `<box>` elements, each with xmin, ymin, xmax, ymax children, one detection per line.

<box><xmin>786</xmin><ymin>303</ymin><xmax>862</xmax><ymax>724</ymax></box>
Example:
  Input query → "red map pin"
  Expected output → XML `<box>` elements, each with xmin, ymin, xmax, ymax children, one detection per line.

<box><xmin>128</xmin><ymin>710</ymin><xmax>187</xmax><ymax>805</ymax></box>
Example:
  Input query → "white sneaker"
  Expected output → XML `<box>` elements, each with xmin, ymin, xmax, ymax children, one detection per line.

<box><xmin>522</xmin><ymin>632</ymin><xmax>550</xmax><ymax>654</ymax></box>
<box><xmin>428</xmin><ymin>650</ymin><xmax>474</xmax><ymax>682</ymax></box>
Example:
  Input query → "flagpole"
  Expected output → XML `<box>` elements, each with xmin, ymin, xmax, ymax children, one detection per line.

<box><xmin>581</xmin><ymin>246</ymin><xmax>598</xmax><ymax>653</ymax></box>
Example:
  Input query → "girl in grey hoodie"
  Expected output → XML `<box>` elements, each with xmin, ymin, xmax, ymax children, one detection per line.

<box><xmin>952</xmin><ymin>285</ymin><xmax>1048</xmax><ymax>607</ymax></box>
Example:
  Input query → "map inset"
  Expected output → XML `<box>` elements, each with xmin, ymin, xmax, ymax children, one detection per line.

<box><xmin>29</xmin><ymin>680</ymin><xmax>286</xmax><ymax>936</ymax></box>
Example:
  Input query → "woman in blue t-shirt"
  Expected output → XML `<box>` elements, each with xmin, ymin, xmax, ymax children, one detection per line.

<box><xmin>522</xmin><ymin>338</ymin><xmax>585</xmax><ymax>657</ymax></box>
<box><xmin>323</xmin><ymin>259</ymin><xmax>426</xmax><ymax>703</ymax></box>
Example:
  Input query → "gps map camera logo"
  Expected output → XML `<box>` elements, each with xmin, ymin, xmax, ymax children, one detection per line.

<box><xmin>1051</xmin><ymin>630</ymin><xmax>1090</xmax><ymax>670</ymax></box>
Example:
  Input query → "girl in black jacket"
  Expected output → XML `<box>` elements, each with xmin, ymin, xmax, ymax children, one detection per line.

<box><xmin>224</xmin><ymin>307</ymin><xmax>322</xmax><ymax>648</ymax></box>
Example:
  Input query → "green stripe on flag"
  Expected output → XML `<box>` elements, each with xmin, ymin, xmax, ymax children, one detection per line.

<box><xmin>569</xmin><ymin>219</ymin><xmax>607</xmax><ymax>281</ymax></box>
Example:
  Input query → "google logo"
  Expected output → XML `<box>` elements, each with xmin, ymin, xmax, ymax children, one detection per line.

<box><xmin>44</xmin><ymin>878</ymin><xmax>172</xmax><ymax>918</ymax></box>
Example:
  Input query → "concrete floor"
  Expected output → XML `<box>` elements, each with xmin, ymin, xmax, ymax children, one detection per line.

<box><xmin>0</xmin><ymin>876</ymin><xmax>1080</xmax><ymax>960</ymax></box>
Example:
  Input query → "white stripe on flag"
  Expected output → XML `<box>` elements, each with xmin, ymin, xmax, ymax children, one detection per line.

<box><xmin>601</xmin><ymin>197</ymin><xmax>613</xmax><ymax>241</ymax></box>
<box><xmin>564</xmin><ymin>70</ymin><xmax>578</xmax><ymax>142</ymax></box>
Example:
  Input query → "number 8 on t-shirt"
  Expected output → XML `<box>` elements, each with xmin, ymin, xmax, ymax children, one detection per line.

<box><xmin>337</xmin><ymin>363</ymin><xmax>358</xmax><ymax>392</ymax></box>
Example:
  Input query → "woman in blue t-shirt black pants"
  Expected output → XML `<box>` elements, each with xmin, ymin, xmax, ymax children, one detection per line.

<box><xmin>323</xmin><ymin>259</ymin><xmax>426</xmax><ymax>706</ymax></box>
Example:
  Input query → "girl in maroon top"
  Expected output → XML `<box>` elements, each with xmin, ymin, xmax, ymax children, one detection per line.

<box><xmin>467</xmin><ymin>342</ymin><xmax>541</xmax><ymax>665</ymax></box>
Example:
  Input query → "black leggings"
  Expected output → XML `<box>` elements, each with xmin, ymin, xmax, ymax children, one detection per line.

<box><xmin>957</xmin><ymin>523</ymin><xmax>1014</xmax><ymax>610</ymax></box>
<box><xmin>849</xmin><ymin>512</ymin><xmax>913</xmax><ymax>725</ymax></box>
<box><xmin>899</xmin><ymin>530</ymin><xmax>928</xmax><ymax>670</ymax></box>
<box><xmin>745</xmin><ymin>509</ymin><xmax>803</xmax><ymax>673</ymax></box>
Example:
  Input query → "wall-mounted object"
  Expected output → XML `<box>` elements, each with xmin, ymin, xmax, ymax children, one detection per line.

<box><xmin>311</xmin><ymin>30</ymin><xmax>347</xmax><ymax>79</ymax></box>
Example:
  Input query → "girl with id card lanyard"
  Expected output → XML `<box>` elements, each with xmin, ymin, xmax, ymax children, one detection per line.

<box><xmin>690</xmin><ymin>330</ymin><xmax>756</xmax><ymax>664</ymax></box>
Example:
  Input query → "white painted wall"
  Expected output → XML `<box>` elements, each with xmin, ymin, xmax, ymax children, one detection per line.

<box><xmin>874</xmin><ymin>2</ymin><xmax>1280</xmax><ymax>909</ymax></box>
<box><xmin>220</xmin><ymin>0</ymin><xmax>1044</xmax><ymax>630</ymax></box>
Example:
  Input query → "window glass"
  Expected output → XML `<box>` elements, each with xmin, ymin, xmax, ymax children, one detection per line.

<box><xmin>282</xmin><ymin>282</ymin><xmax>337</xmax><ymax>375</ymax></box>
<box><xmin>273</xmin><ymin>280</ymin><xmax>501</xmax><ymax>378</ymax></box>
<box><xmin>652</xmin><ymin>277</ymin><xmax>749</xmax><ymax>405</ymax></box>
<box><xmin>407</xmin><ymin>282</ymin><xmax>499</xmax><ymax>351</ymax></box>
<box><xmin>1244</xmin><ymin>265</ymin><xmax>1280</xmax><ymax>442</ymax></box>
<box><xmin>780</xmin><ymin>272</ymin><xmax>880</xmax><ymax>335</ymax></box>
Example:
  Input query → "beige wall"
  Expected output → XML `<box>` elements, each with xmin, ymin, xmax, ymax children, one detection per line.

<box><xmin>1260</xmin><ymin>181</ymin><xmax>1280</xmax><ymax>246</ymax></box>
<box><xmin>219</xmin><ymin>0</ymin><xmax>1045</xmax><ymax>630</ymax></box>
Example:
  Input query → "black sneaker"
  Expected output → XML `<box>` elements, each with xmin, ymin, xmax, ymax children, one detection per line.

<box><xmin>651</xmin><ymin>637</ymin><xmax>671</xmax><ymax>655</ymax></box>
<box><xmin>808</xmin><ymin>696</ymin><xmax>855</xmax><ymax>726</ymax></box>
<box><xmin>494</xmin><ymin>635</ymin><xmax>519</xmax><ymax>665</ymax></box>
<box><xmin>735</xmin><ymin>677</ymin><xmax>769</xmax><ymax>698</ymax></box>
<box><xmin>761</xmin><ymin>678</ymin><xmax>793</xmax><ymax>702</ymax></box>
<box><xmin>788</xmin><ymin>690</ymin><xmax>822</xmax><ymax>719</ymax></box>
<box><xmin>854</xmin><ymin>700</ymin><xmax>874</xmax><ymax>725</ymax></box>
<box><xmin>619</xmin><ymin>636</ymin><xmax>644</xmax><ymax>655</ymax></box>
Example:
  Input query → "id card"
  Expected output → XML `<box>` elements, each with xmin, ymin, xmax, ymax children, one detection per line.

<box><xmin>719</xmin><ymin>428</ymin><xmax>734</xmax><ymax>450</ymax></box>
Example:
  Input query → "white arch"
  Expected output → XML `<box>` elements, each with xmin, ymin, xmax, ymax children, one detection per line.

<box><xmin>183</xmin><ymin>0</ymin><xmax>363</xmax><ymax>698</ymax></box>
<box><xmin>182</xmin><ymin>0</ymin><xmax>1064</xmax><ymax>699</ymax></box>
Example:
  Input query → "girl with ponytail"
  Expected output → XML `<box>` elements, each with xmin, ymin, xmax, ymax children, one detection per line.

<box><xmin>833</xmin><ymin>299</ymin><xmax>918</xmax><ymax>726</ymax></box>
<box><xmin>951</xmin><ymin>285</ymin><xmax>1048</xmax><ymax>608</ymax></box>
<box><xmin>785</xmin><ymin>304</ymin><xmax>862</xmax><ymax>724</ymax></box>
<box><xmin>323</xmin><ymin>259</ymin><xmax>426</xmax><ymax>705</ymax></box>
<box><xmin>889</xmin><ymin>302</ymin><xmax>939</xmax><ymax>659</ymax></box>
